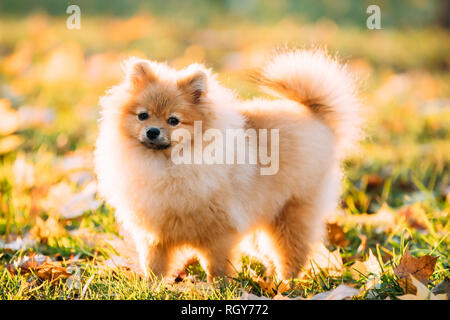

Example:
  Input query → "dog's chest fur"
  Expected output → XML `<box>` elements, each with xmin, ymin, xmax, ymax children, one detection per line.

<box><xmin>118</xmin><ymin>157</ymin><xmax>248</xmax><ymax>241</ymax></box>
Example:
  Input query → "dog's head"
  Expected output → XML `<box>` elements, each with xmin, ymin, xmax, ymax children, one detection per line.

<box><xmin>113</xmin><ymin>58</ymin><xmax>214</xmax><ymax>151</ymax></box>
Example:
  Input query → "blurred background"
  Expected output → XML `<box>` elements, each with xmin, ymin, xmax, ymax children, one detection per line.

<box><xmin>0</xmin><ymin>0</ymin><xmax>449</xmax><ymax>269</ymax></box>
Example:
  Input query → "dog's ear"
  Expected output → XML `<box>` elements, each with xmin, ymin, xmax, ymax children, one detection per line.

<box><xmin>177</xmin><ymin>68</ymin><xmax>207</xmax><ymax>104</ymax></box>
<box><xmin>124</xmin><ymin>57</ymin><xmax>156</xmax><ymax>90</ymax></box>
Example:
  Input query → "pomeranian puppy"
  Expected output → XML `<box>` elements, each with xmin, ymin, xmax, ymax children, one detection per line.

<box><xmin>94</xmin><ymin>49</ymin><xmax>362</xmax><ymax>281</ymax></box>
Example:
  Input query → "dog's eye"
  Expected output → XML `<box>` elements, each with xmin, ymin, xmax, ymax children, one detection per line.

<box><xmin>137</xmin><ymin>112</ymin><xmax>149</xmax><ymax>121</ymax></box>
<box><xmin>167</xmin><ymin>117</ymin><xmax>179</xmax><ymax>126</ymax></box>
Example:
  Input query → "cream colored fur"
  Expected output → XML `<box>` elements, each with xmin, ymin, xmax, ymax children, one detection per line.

<box><xmin>94</xmin><ymin>49</ymin><xmax>362</xmax><ymax>280</ymax></box>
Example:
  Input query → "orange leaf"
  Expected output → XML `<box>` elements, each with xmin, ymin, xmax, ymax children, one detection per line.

<box><xmin>326</xmin><ymin>222</ymin><xmax>349</xmax><ymax>247</ymax></box>
<box><xmin>394</xmin><ymin>249</ymin><xmax>437</xmax><ymax>285</ymax></box>
<box><xmin>30</xmin><ymin>216</ymin><xmax>66</xmax><ymax>242</ymax></box>
<box><xmin>397</xmin><ymin>204</ymin><xmax>432</xmax><ymax>232</ymax></box>
<box><xmin>35</xmin><ymin>262</ymin><xmax>72</xmax><ymax>283</ymax></box>
<box><xmin>398</xmin><ymin>277</ymin><xmax>418</xmax><ymax>294</ymax></box>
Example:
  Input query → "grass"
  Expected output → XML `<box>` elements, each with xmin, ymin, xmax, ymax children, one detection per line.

<box><xmin>0</xmin><ymin>12</ymin><xmax>449</xmax><ymax>300</ymax></box>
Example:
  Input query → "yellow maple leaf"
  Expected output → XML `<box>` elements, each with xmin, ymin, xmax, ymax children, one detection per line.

<box><xmin>351</xmin><ymin>250</ymin><xmax>382</xmax><ymax>279</ymax></box>
<box><xmin>351</xmin><ymin>250</ymin><xmax>383</xmax><ymax>290</ymax></box>
<box><xmin>307</xmin><ymin>242</ymin><xmax>343</xmax><ymax>277</ymax></box>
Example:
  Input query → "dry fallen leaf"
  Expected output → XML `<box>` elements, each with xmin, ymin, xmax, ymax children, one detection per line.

<box><xmin>34</xmin><ymin>262</ymin><xmax>72</xmax><ymax>283</ymax></box>
<box><xmin>326</xmin><ymin>222</ymin><xmax>349</xmax><ymax>247</ymax></box>
<box><xmin>398</xmin><ymin>277</ymin><xmax>418</xmax><ymax>295</ymax></box>
<box><xmin>306</xmin><ymin>242</ymin><xmax>343</xmax><ymax>277</ymax></box>
<box><xmin>394</xmin><ymin>249</ymin><xmax>437</xmax><ymax>285</ymax></box>
<box><xmin>351</xmin><ymin>250</ymin><xmax>382</xmax><ymax>278</ymax></box>
<box><xmin>309</xmin><ymin>284</ymin><xmax>360</xmax><ymax>300</ymax></box>
<box><xmin>254</xmin><ymin>274</ymin><xmax>275</xmax><ymax>295</ymax></box>
<box><xmin>350</xmin><ymin>250</ymin><xmax>383</xmax><ymax>291</ymax></box>
<box><xmin>30</xmin><ymin>216</ymin><xmax>66</xmax><ymax>242</ymax></box>
<box><xmin>398</xmin><ymin>276</ymin><xmax>447</xmax><ymax>300</ymax></box>
<box><xmin>250</xmin><ymin>271</ymin><xmax>291</xmax><ymax>297</ymax></box>
<box><xmin>397</xmin><ymin>204</ymin><xmax>433</xmax><ymax>232</ymax></box>
<box><xmin>350</xmin><ymin>261</ymin><xmax>366</xmax><ymax>279</ymax></box>
<box><xmin>7</xmin><ymin>255</ymin><xmax>75</xmax><ymax>284</ymax></box>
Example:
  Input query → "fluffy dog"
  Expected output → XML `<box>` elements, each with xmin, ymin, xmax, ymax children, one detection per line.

<box><xmin>94</xmin><ymin>49</ymin><xmax>362</xmax><ymax>281</ymax></box>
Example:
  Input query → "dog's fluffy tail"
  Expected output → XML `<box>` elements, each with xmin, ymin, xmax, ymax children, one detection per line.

<box><xmin>253</xmin><ymin>49</ymin><xmax>362</xmax><ymax>155</ymax></box>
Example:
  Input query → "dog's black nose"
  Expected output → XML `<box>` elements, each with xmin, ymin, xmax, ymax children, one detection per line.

<box><xmin>146</xmin><ymin>127</ymin><xmax>160</xmax><ymax>140</ymax></box>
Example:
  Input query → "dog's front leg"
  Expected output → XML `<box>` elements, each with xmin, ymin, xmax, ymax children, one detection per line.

<box><xmin>200</xmin><ymin>232</ymin><xmax>239</xmax><ymax>283</ymax></box>
<box><xmin>135</xmin><ymin>238</ymin><xmax>169</xmax><ymax>280</ymax></box>
<box><xmin>147</xmin><ymin>242</ymin><xmax>170</xmax><ymax>279</ymax></box>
